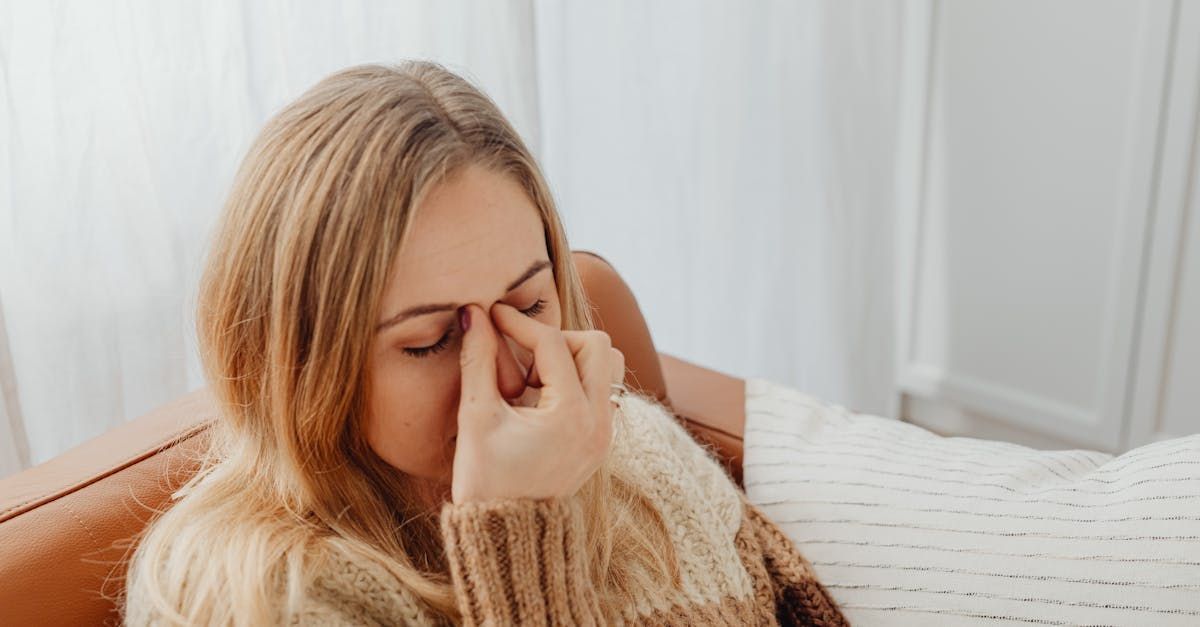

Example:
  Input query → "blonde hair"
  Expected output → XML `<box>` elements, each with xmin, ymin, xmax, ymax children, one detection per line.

<box><xmin>120</xmin><ymin>60</ymin><xmax>678</xmax><ymax>625</ymax></box>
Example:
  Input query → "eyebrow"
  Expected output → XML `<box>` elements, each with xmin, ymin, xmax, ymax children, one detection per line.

<box><xmin>375</xmin><ymin>258</ymin><xmax>552</xmax><ymax>333</ymax></box>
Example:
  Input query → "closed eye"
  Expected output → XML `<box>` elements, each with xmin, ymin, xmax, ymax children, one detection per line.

<box><xmin>402</xmin><ymin>299</ymin><xmax>548</xmax><ymax>359</ymax></box>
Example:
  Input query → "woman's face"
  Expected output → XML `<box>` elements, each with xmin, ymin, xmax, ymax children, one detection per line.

<box><xmin>367</xmin><ymin>163</ymin><xmax>562</xmax><ymax>484</ymax></box>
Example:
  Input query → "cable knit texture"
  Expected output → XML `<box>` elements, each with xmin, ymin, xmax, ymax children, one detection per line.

<box><xmin>290</xmin><ymin>392</ymin><xmax>847</xmax><ymax>625</ymax></box>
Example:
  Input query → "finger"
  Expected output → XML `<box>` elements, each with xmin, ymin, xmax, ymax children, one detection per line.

<box><xmin>490</xmin><ymin>303</ymin><xmax>583</xmax><ymax>402</ymax></box>
<box><xmin>458</xmin><ymin>304</ymin><xmax>502</xmax><ymax>409</ymax></box>
<box><xmin>608</xmin><ymin>348</ymin><xmax>626</xmax><ymax>411</ymax></box>
<box><xmin>524</xmin><ymin>362</ymin><xmax>541</xmax><ymax>388</ymax></box>
<box><xmin>524</xmin><ymin>331</ymin><xmax>623</xmax><ymax>405</ymax></box>
<box><xmin>559</xmin><ymin>331</ymin><xmax>613</xmax><ymax>414</ymax></box>
<box><xmin>553</xmin><ymin>330</ymin><xmax>622</xmax><ymax>429</ymax></box>
<box><xmin>560</xmin><ymin>332</ymin><xmax>618</xmax><ymax>456</ymax></box>
<box><xmin>609</xmin><ymin>347</ymin><xmax>626</xmax><ymax>387</ymax></box>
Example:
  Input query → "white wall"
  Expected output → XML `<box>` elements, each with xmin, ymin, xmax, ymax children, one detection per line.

<box><xmin>0</xmin><ymin>1</ymin><xmax>904</xmax><ymax>473</ymax></box>
<box><xmin>9</xmin><ymin>0</ymin><xmax>1186</xmax><ymax>472</ymax></box>
<box><xmin>535</xmin><ymin>1</ymin><xmax>902</xmax><ymax>417</ymax></box>
<box><xmin>896</xmin><ymin>0</ymin><xmax>1200</xmax><ymax>453</ymax></box>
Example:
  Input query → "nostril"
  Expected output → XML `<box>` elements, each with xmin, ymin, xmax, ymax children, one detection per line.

<box><xmin>524</xmin><ymin>362</ymin><xmax>542</xmax><ymax>388</ymax></box>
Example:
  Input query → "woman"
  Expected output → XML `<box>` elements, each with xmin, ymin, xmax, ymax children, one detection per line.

<box><xmin>121</xmin><ymin>60</ymin><xmax>848</xmax><ymax>626</ymax></box>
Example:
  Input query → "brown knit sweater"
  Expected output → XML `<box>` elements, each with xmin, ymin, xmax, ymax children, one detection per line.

<box><xmin>290</xmin><ymin>391</ymin><xmax>848</xmax><ymax>626</ymax></box>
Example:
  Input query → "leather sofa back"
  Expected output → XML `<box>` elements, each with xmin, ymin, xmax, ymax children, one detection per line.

<box><xmin>0</xmin><ymin>250</ymin><xmax>682</xmax><ymax>626</ymax></box>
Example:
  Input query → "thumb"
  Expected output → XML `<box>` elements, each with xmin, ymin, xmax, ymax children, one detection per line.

<box><xmin>457</xmin><ymin>304</ymin><xmax>501</xmax><ymax>407</ymax></box>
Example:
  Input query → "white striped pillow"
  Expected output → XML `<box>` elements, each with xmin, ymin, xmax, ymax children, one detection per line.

<box><xmin>743</xmin><ymin>376</ymin><xmax>1200</xmax><ymax>626</ymax></box>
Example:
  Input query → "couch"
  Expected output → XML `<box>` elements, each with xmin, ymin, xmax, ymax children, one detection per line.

<box><xmin>0</xmin><ymin>250</ymin><xmax>747</xmax><ymax>626</ymax></box>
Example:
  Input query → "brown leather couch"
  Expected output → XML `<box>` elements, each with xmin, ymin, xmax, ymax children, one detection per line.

<box><xmin>0</xmin><ymin>250</ymin><xmax>747</xmax><ymax>626</ymax></box>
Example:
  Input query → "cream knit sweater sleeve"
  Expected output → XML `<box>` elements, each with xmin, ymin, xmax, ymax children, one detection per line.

<box><xmin>439</xmin><ymin>496</ymin><xmax>604</xmax><ymax>626</ymax></box>
<box><xmin>276</xmin><ymin>390</ymin><xmax>849</xmax><ymax>625</ymax></box>
<box><xmin>289</xmin><ymin>497</ymin><xmax>602</xmax><ymax>626</ymax></box>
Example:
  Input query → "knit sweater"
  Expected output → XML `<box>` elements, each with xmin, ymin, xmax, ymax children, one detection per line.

<box><xmin>288</xmin><ymin>390</ymin><xmax>848</xmax><ymax>626</ymax></box>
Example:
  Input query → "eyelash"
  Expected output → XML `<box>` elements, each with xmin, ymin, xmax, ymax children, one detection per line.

<box><xmin>402</xmin><ymin>299</ymin><xmax>547</xmax><ymax>359</ymax></box>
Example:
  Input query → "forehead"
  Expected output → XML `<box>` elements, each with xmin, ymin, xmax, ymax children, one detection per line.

<box><xmin>384</xmin><ymin>165</ymin><xmax>546</xmax><ymax>305</ymax></box>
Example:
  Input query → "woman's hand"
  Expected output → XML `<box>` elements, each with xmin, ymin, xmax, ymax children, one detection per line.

<box><xmin>450</xmin><ymin>302</ymin><xmax>625</xmax><ymax>505</ymax></box>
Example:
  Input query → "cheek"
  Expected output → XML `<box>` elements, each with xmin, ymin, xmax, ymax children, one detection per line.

<box><xmin>365</xmin><ymin>357</ymin><xmax>460</xmax><ymax>478</ymax></box>
<box><xmin>548</xmin><ymin>297</ymin><xmax>564</xmax><ymax>329</ymax></box>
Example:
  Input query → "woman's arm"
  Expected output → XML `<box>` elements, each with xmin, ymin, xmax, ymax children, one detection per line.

<box><xmin>571</xmin><ymin>251</ymin><xmax>746</xmax><ymax>486</ymax></box>
<box><xmin>440</xmin><ymin>496</ymin><xmax>605</xmax><ymax>625</ymax></box>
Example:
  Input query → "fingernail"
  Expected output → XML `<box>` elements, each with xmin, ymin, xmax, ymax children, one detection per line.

<box><xmin>458</xmin><ymin>305</ymin><xmax>470</xmax><ymax>331</ymax></box>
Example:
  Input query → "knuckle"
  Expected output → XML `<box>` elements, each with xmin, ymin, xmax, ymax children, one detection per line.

<box><xmin>537</xmin><ymin>324</ymin><xmax>565</xmax><ymax>346</ymax></box>
<box><xmin>552</xmin><ymin>332</ymin><xmax>571</xmax><ymax>355</ymax></box>
<box><xmin>589</xmin><ymin>330</ymin><xmax>612</xmax><ymax>348</ymax></box>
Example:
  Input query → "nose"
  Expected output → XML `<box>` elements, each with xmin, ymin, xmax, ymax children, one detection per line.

<box><xmin>494</xmin><ymin>332</ymin><xmax>532</xmax><ymax>400</ymax></box>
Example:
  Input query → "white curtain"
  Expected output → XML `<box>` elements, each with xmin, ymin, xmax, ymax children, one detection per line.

<box><xmin>0</xmin><ymin>0</ymin><xmax>901</xmax><ymax>476</ymax></box>
<box><xmin>536</xmin><ymin>0</ymin><xmax>902</xmax><ymax>419</ymax></box>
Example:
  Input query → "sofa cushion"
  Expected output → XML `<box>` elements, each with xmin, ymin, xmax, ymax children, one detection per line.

<box><xmin>742</xmin><ymin>376</ymin><xmax>1200</xmax><ymax>626</ymax></box>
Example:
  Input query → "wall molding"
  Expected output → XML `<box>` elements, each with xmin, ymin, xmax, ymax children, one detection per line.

<box><xmin>894</xmin><ymin>0</ymin><xmax>1178</xmax><ymax>453</ymax></box>
<box><xmin>1129</xmin><ymin>0</ymin><xmax>1200</xmax><ymax>449</ymax></box>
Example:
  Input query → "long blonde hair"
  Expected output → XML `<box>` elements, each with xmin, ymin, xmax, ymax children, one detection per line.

<box><xmin>120</xmin><ymin>60</ymin><xmax>678</xmax><ymax>625</ymax></box>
